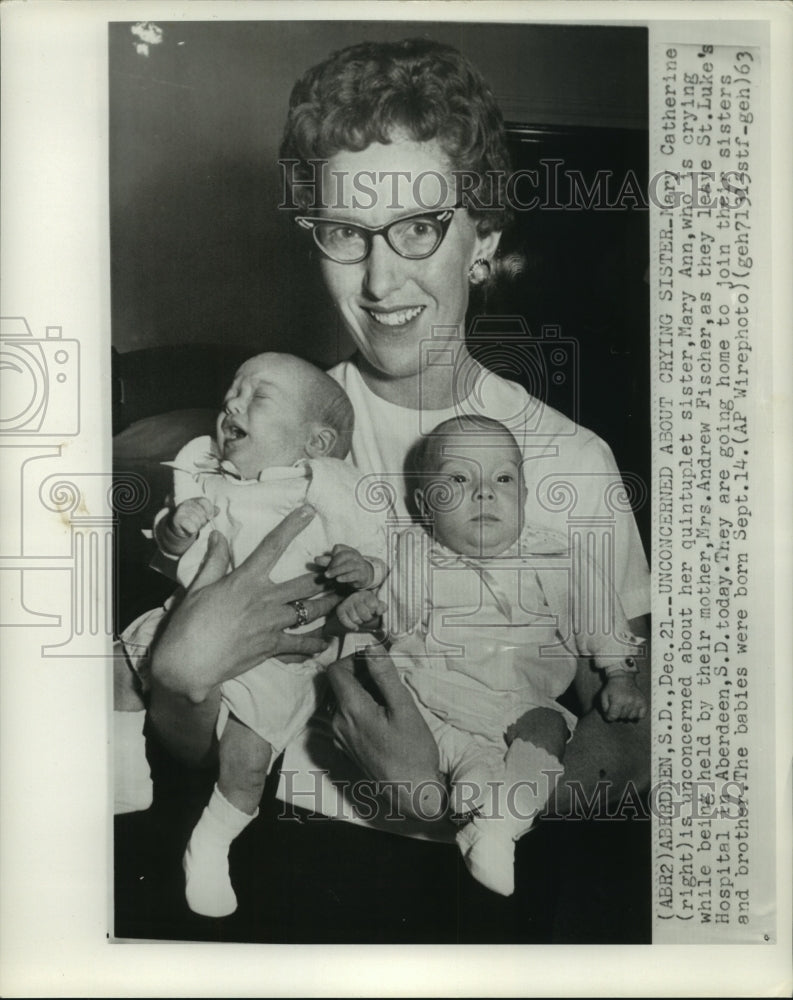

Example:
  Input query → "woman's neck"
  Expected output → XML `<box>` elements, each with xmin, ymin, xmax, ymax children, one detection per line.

<box><xmin>355</xmin><ymin>346</ymin><xmax>476</xmax><ymax>410</ymax></box>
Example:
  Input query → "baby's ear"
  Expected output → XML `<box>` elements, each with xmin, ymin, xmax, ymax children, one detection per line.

<box><xmin>413</xmin><ymin>487</ymin><xmax>427</xmax><ymax>517</ymax></box>
<box><xmin>305</xmin><ymin>424</ymin><xmax>338</xmax><ymax>459</ymax></box>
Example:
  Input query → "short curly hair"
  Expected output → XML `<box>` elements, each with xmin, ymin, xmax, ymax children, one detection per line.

<box><xmin>279</xmin><ymin>38</ymin><xmax>512</xmax><ymax>236</ymax></box>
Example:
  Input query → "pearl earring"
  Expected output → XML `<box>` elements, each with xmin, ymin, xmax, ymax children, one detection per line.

<box><xmin>468</xmin><ymin>257</ymin><xmax>491</xmax><ymax>286</ymax></box>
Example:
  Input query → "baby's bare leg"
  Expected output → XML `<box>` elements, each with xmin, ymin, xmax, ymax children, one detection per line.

<box><xmin>218</xmin><ymin>716</ymin><xmax>273</xmax><ymax>815</ymax></box>
<box><xmin>506</xmin><ymin>706</ymin><xmax>568</xmax><ymax>762</ymax></box>
<box><xmin>114</xmin><ymin>652</ymin><xmax>146</xmax><ymax>710</ymax></box>
<box><xmin>113</xmin><ymin>650</ymin><xmax>152</xmax><ymax>813</ymax></box>
<box><xmin>503</xmin><ymin>708</ymin><xmax>568</xmax><ymax>824</ymax></box>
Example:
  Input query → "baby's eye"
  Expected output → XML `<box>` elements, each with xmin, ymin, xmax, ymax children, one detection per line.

<box><xmin>496</xmin><ymin>473</ymin><xmax>514</xmax><ymax>483</ymax></box>
<box><xmin>449</xmin><ymin>473</ymin><xmax>468</xmax><ymax>484</ymax></box>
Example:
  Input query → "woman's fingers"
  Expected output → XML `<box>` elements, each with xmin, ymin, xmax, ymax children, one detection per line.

<box><xmin>277</xmin><ymin>570</ymin><xmax>333</xmax><ymax>605</ymax></box>
<box><xmin>360</xmin><ymin>647</ymin><xmax>412</xmax><ymax>714</ymax></box>
<box><xmin>292</xmin><ymin>589</ymin><xmax>344</xmax><ymax>624</ymax></box>
<box><xmin>276</xmin><ymin>630</ymin><xmax>332</xmax><ymax>659</ymax></box>
<box><xmin>235</xmin><ymin>504</ymin><xmax>316</xmax><ymax>584</ymax></box>
<box><xmin>188</xmin><ymin>531</ymin><xmax>231</xmax><ymax>592</ymax></box>
<box><xmin>269</xmin><ymin>588</ymin><xmax>344</xmax><ymax>632</ymax></box>
<box><xmin>326</xmin><ymin>657</ymin><xmax>377</xmax><ymax>716</ymax></box>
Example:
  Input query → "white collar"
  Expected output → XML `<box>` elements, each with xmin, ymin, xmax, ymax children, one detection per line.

<box><xmin>221</xmin><ymin>459</ymin><xmax>311</xmax><ymax>486</ymax></box>
<box><xmin>429</xmin><ymin>523</ymin><xmax>568</xmax><ymax>562</ymax></box>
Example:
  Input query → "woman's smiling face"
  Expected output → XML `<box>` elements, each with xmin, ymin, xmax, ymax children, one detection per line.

<box><xmin>318</xmin><ymin>137</ymin><xmax>500</xmax><ymax>382</ymax></box>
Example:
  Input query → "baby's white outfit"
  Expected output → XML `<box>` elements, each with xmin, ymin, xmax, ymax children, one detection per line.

<box><xmin>279</xmin><ymin>361</ymin><xmax>651</xmax><ymax>835</ymax></box>
<box><xmin>120</xmin><ymin>435</ymin><xmax>387</xmax><ymax>917</ymax></box>
<box><xmin>123</xmin><ymin>435</ymin><xmax>387</xmax><ymax>756</ymax></box>
<box><xmin>384</xmin><ymin>522</ymin><xmax>643</xmax><ymax>894</ymax></box>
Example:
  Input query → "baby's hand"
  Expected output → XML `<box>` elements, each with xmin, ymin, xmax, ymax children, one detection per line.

<box><xmin>171</xmin><ymin>497</ymin><xmax>216</xmax><ymax>539</ymax></box>
<box><xmin>601</xmin><ymin>673</ymin><xmax>648</xmax><ymax>722</ymax></box>
<box><xmin>316</xmin><ymin>544</ymin><xmax>375</xmax><ymax>588</ymax></box>
<box><xmin>337</xmin><ymin>590</ymin><xmax>387</xmax><ymax>632</ymax></box>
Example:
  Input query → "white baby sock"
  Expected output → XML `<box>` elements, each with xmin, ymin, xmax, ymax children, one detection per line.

<box><xmin>456</xmin><ymin>817</ymin><xmax>517</xmax><ymax>896</ymax></box>
<box><xmin>183</xmin><ymin>784</ymin><xmax>257</xmax><ymax>918</ymax></box>
<box><xmin>113</xmin><ymin>709</ymin><xmax>153</xmax><ymax>814</ymax></box>
<box><xmin>456</xmin><ymin>740</ymin><xmax>563</xmax><ymax>897</ymax></box>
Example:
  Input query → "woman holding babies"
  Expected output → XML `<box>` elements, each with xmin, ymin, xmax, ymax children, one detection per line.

<box><xmin>116</xmin><ymin>37</ymin><xmax>651</xmax><ymax>939</ymax></box>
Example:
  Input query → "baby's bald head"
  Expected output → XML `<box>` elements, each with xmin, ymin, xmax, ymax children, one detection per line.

<box><xmin>415</xmin><ymin>415</ymin><xmax>523</xmax><ymax>475</ymax></box>
<box><xmin>407</xmin><ymin>415</ymin><xmax>527</xmax><ymax>556</ymax></box>
<box><xmin>217</xmin><ymin>352</ymin><xmax>354</xmax><ymax>478</ymax></box>
<box><xmin>238</xmin><ymin>352</ymin><xmax>353</xmax><ymax>459</ymax></box>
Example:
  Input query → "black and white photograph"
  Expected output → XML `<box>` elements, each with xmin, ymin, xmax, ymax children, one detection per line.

<box><xmin>110</xmin><ymin>19</ymin><xmax>652</xmax><ymax>945</ymax></box>
<box><xmin>1</xmin><ymin>1</ymin><xmax>790</xmax><ymax>995</ymax></box>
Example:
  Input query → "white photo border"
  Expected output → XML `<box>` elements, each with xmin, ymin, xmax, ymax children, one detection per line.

<box><xmin>1</xmin><ymin>1</ymin><xmax>791</xmax><ymax>996</ymax></box>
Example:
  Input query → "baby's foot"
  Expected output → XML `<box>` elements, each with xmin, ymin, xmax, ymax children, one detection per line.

<box><xmin>182</xmin><ymin>786</ymin><xmax>257</xmax><ymax>917</ymax></box>
<box><xmin>183</xmin><ymin>829</ymin><xmax>237</xmax><ymax>917</ymax></box>
<box><xmin>456</xmin><ymin>818</ymin><xmax>516</xmax><ymax>897</ymax></box>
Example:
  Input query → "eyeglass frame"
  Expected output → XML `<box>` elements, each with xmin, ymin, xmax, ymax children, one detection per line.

<box><xmin>294</xmin><ymin>202</ymin><xmax>465</xmax><ymax>264</ymax></box>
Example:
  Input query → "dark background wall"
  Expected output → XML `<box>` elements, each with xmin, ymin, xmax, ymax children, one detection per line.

<box><xmin>109</xmin><ymin>20</ymin><xmax>647</xmax><ymax>366</ymax></box>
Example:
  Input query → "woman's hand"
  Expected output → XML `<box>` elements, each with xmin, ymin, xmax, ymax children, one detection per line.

<box><xmin>327</xmin><ymin>648</ymin><xmax>446</xmax><ymax>822</ymax></box>
<box><xmin>151</xmin><ymin>505</ymin><xmax>341</xmax><ymax>705</ymax></box>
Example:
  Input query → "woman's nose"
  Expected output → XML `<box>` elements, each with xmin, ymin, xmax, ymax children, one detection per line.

<box><xmin>362</xmin><ymin>235</ymin><xmax>402</xmax><ymax>300</ymax></box>
<box><xmin>225</xmin><ymin>395</ymin><xmax>243</xmax><ymax>415</ymax></box>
